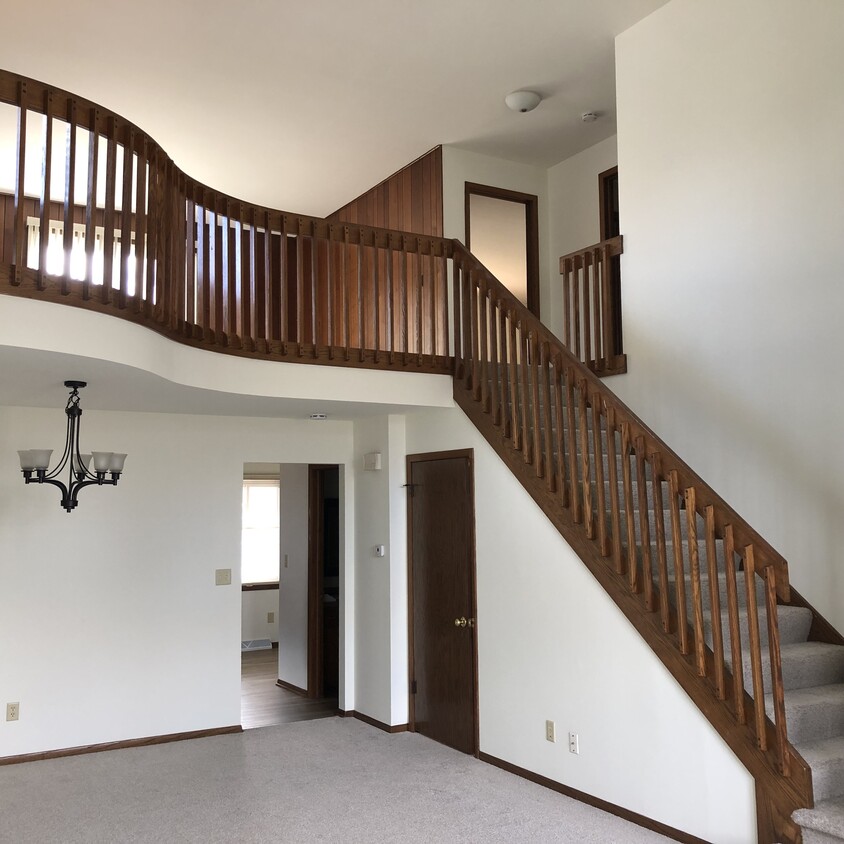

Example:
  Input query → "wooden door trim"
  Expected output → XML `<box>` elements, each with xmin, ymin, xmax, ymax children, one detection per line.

<box><xmin>307</xmin><ymin>464</ymin><xmax>333</xmax><ymax>699</ymax></box>
<box><xmin>598</xmin><ymin>166</ymin><xmax>619</xmax><ymax>242</ymax></box>
<box><xmin>405</xmin><ymin>448</ymin><xmax>480</xmax><ymax>756</ymax></box>
<box><xmin>464</xmin><ymin>182</ymin><xmax>540</xmax><ymax>318</ymax></box>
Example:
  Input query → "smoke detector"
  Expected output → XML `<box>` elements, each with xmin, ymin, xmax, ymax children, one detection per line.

<box><xmin>309</xmin><ymin>413</ymin><xmax>327</xmax><ymax>421</ymax></box>
<box><xmin>581</xmin><ymin>112</ymin><xmax>599</xmax><ymax>123</ymax></box>
<box><xmin>505</xmin><ymin>91</ymin><xmax>542</xmax><ymax>113</ymax></box>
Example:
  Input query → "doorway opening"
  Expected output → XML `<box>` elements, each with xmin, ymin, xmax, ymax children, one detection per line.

<box><xmin>465</xmin><ymin>182</ymin><xmax>540</xmax><ymax>317</ymax></box>
<box><xmin>598</xmin><ymin>166</ymin><xmax>623</xmax><ymax>355</ymax></box>
<box><xmin>240</xmin><ymin>462</ymin><xmax>340</xmax><ymax>729</ymax></box>
<box><xmin>407</xmin><ymin>449</ymin><xmax>479</xmax><ymax>755</ymax></box>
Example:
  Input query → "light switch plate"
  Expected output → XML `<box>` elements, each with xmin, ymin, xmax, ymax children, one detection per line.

<box><xmin>215</xmin><ymin>568</ymin><xmax>232</xmax><ymax>586</ymax></box>
<box><xmin>363</xmin><ymin>451</ymin><xmax>382</xmax><ymax>471</ymax></box>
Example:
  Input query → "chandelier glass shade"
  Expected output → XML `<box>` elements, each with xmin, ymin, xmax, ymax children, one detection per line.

<box><xmin>17</xmin><ymin>381</ymin><xmax>127</xmax><ymax>513</ymax></box>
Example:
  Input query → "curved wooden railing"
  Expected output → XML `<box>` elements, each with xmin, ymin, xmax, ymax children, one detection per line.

<box><xmin>0</xmin><ymin>70</ymin><xmax>452</xmax><ymax>372</ymax></box>
<box><xmin>559</xmin><ymin>236</ymin><xmax>626</xmax><ymax>375</ymax></box>
<box><xmin>452</xmin><ymin>241</ymin><xmax>812</xmax><ymax>843</ymax></box>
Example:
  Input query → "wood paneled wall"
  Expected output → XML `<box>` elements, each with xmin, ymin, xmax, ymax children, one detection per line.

<box><xmin>328</xmin><ymin>146</ymin><xmax>443</xmax><ymax>236</ymax></box>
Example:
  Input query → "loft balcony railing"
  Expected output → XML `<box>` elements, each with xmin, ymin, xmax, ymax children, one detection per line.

<box><xmin>0</xmin><ymin>70</ymin><xmax>451</xmax><ymax>372</ymax></box>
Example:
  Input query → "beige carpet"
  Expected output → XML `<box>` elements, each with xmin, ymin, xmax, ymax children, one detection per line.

<box><xmin>0</xmin><ymin>717</ymin><xmax>676</xmax><ymax>843</ymax></box>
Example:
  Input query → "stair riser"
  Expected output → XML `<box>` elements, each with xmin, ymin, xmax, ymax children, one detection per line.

<box><xmin>672</xmin><ymin>573</ymin><xmax>765</xmax><ymax>613</ymax></box>
<box><xmin>740</xmin><ymin>650</ymin><xmax>844</xmax><ymax>695</ymax></box>
<box><xmin>704</xmin><ymin>607</ymin><xmax>812</xmax><ymax>651</ymax></box>
<box><xmin>809</xmin><ymin>758</ymin><xmax>844</xmax><ymax>803</ymax></box>
<box><xmin>773</xmin><ymin>698</ymin><xmax>844</xmax><ymax>745</ymax></box>
<box><xmin>617</xmin><ymin>509</ymin><xmax>697</xmax><ymax>539</ymax></box>
<box><xmin>801</xmin><ymin>828</ymin><xmax>844</xmax><ymax>844</ymax></box>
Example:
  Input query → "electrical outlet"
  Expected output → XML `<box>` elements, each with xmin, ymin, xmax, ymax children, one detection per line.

<box><xmin>6</xmin><ymin>702</ymin><xmax>19</xmax><ymax>722</ymax></box>
<box><xmin>545</xmin><ymin>719</ymin><xmax>556</xmax><ymax>742</ymax></box>
<box><xmin>215</xmin><ymin>568</ymin><xmax>232</xmax><ymax>586</ymax></box>
<box><xmin>568</xmin><ymin>731</ymin><xmax>579</xmax><ymax>754</ymax></box>
<box><xmin>267</xmin><ymin>611</ymin><xmax>275</xmax><ymax>623</ymax></box>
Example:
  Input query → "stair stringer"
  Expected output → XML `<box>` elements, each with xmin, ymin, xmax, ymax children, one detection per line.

<box><xmin>454</xmin><ymin>378</ymin><xmax>813</xmax><ymax>844</ymax></box>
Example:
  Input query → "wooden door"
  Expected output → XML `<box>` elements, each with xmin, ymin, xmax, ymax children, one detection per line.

<box><xmin>407</xmin><ymin>450</ymin><xmax>478</xmax><ymax>754</ymax></box>
<box><xmin>308</xmin><ymin>464</ymin><xmax>340</xmax><ymax>700</ymax></box>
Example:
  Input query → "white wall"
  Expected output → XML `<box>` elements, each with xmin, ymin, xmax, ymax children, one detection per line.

<box><xmin>614</xmin><ymin>0</ymin><xmax>844</xmax><ymax>627</ymax></box>
<box><xmin>405</xmin><ymin>406</ymin><xmax>756</xmax><ymax>844</ymax></box>
<box><xmin>546</xmin><ymin>135</ymin><xmax>618</xmax><ymax>339</ymax></box>
<box><xmin>441</xmin><ymin>145</ymin><xmax>551</xmax><ymax>322</ymax></box>
<box><xmin>276</xmin><ymin>464</ymin><xmax>310</xmax><ymax>690</ymax></box>
<box><xmin>352</xmin><ymin>414</ymin><xmax>408</xmax><ymax>725</ymax></box>
<box><xmin>241</xmin><ymin>590</ymin><xmax>279</xmax><ymax>642</ymax></box>
<box><xmin>0</xmin><ymin>407</ymin><xmax>354</xmax><ymax>757</ymax></box>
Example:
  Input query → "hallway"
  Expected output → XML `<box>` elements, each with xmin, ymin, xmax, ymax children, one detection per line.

<box><xmin>241</xmin><ymin>648</ymin><xmax>337</xmax><ymax>729</ymax></box>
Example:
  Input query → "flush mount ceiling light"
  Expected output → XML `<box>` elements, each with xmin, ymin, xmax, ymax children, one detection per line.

<box><xmin>17</xmin><ymin>381</ymin><xmax>127</xmax><ymax>513</ymax></box>
<box><xmin>504</xmin><ymin>90</ymin><xmax>542</xmax><ymax>113</ymax></box>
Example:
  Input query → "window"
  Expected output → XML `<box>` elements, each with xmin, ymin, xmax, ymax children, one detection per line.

<box><xmin>241</xmin><ymin>479</ymin><xmax>280</xmax><ymax>585</ymax></box>
<box><xmin>25</xmin><ymin>216</ymin><xmax>144</xmax><ymax>293</ymax></box>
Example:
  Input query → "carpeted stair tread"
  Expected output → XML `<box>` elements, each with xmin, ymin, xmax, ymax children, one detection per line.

<box><xmin>737</xmin><ymin>642</ymin><xmax>844</xmax><ymax>694</ymax></box>
<box><xmin>768</xmin><ymin>684</ymin><xmax>844</xmax><ymax>745</ymax></box>
<box><xmin>801</xmin><ymin>828</ymin><xmax>844</xmax><ymax>844</ymax></box>
<box><xmin>794</xmin><ymin>796</ymin><xmax>844</xmax><ymax>842</ymax></box>
<box><xmin>793</xmin><ymin>736</ymin><xmax>844</xmax><ymax>802</ymax></box>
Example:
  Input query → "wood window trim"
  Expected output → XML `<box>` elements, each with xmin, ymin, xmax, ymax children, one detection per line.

<box><xmin>241</xmin><ymin>582</ymin><xmax>279</xmax><ymax>592</ymax></box>
<box><xmin>464</xmin><ymin>182</ymin><xmax>540</xmax><ymax>318</ymax></box>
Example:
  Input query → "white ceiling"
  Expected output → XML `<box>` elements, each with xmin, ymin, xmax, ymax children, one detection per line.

<box><xmin>1</xmin><ymin>0</ymin><xmax>667</xmax><ymax>218</ymax></box>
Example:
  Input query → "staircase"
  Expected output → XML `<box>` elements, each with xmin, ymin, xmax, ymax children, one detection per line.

<box><xmin>450</xmin><ymin>242</ymin><xmax>844</xmax><ymax>844</ymax></box>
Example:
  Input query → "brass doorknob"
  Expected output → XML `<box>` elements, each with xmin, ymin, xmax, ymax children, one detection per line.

<box><xmin>454</xmin><ymin>617</ymin><xmax>467</xmax><ymax>627</ymax></box>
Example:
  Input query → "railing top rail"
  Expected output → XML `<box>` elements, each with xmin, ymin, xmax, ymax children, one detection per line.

<box><xmin>0</xmin><ymin>68</ymin><xmax>454</xmax><ymax>259</ymax></box>
<box><xmin>558</xmin><ymin>235</ymin><xmax>623</xmax><ymax>268</ymax></box>
<box><xmin>453</xmin><ymin>240</ymin><xmax>790</xmax><ymax>591</ymax></box>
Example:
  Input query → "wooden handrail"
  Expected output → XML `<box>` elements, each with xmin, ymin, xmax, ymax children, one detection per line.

<box><xmin>451</xmin><ymin>240</ymin><xmax>810</xmax><ymax>842</ymax></box>
<box><xmin>559</xmin><ymin>235</ymin><xmax>625</xmax><ymax>375</ymax></box>
<box><xmin>0</xmin><ymin>68</ymin><xmax>453</xmax><ymax>372</ymax></box>
<box><xmin>458</xmin><ymin>241</ymin><xmax>789</xmax><ymax>586</ymax></box>
<box><xmin>558</xmin><ymin>235</ymin><xmax>623</xmax><ymax>268</ymax></box>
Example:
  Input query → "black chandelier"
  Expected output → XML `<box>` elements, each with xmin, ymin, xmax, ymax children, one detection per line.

<box><xmin>17</xmin><ymin>381</ymin><xmax>127</xmax><ymax>513</ymax></box>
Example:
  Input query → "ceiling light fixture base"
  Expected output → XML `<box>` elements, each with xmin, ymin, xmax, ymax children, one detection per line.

<box><xmin>505</xmin><ymin>91</ymin><xmax>542</xmax><ymax>113</ymax></box>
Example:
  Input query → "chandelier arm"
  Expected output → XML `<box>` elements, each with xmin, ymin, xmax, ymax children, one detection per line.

<box><xmin>42</xmin><ymin>407</ymin><xmax>76</xmax><ymax>481</ymax></box>
<box><xmin>68</xmin><ymin>477</ymin><xmax>118</xmax><ymax>510</ymax></box>
<box><xmin>26</xmin><ymin>476</ymin><xmax>72</xmax><ymax>510</ymax></box>
<box><xmin>70</xmin><ymin>410</ymin><xmax>100</xmax><ymax>482</ymax></box>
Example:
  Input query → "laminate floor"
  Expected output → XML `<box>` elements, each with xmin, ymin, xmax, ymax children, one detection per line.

<box><xmin>240</xmin><ymin>647</ymin><xmax>337</xmax><ymax>729</ymax></box>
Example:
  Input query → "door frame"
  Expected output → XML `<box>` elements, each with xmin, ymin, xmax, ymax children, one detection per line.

<box><xmin>464</xmin><ymin>182</ymin><xmax>540</xmax><ymax>318</ymax></box>
<box><xmin>598</xmin><ymin>165</ymin><xmax>619</xmax><ymax>241</ymax></box>
<box><xmin>405</xmin><ymin>448</ymin><xmax>480</xmax><ymax>756</ymax></box>
<box><xmin>307</xmin><ymin>463</ymin><xmax>335</xmax><ymax>699</ymax></box>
